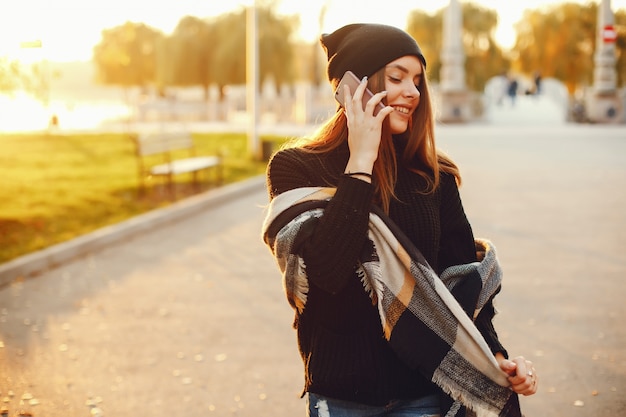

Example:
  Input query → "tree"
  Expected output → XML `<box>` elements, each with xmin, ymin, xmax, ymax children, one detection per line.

<box><xmin>406</xmin><ymin>9</ymin><xmax>443</xmax><ymax>83</ymax></box>
<box><xmin>211</xmin><ymin>10</ymin><xmax>247</xmax><ymax>98</ymax></box>
<box><xmin>93</xmin><ymin>22</ymin><xmax>164</xmax><ymax>93</ymax></box>
<box><xmin>406</xmin><ymin>2</ymin><xmax>509</xmax><ymax>92</ymax></box>
<box><xmin>0</xmin><ymin>57</ymin><xmax>57</xmax><ymax>106</ymax></box>
<box><xmin>462</xmin><ymin>3</ymin><xmax>508</xmax><ymax>91</ymax></box>
<box><xmin>0</xmin><ymin>57</ymin><xmax>23</xmax><ymax>95</ymax></box>
<box><xmin>209</xmin><ymin>5</ymin><xmax>297</xmax><ymax>97</ymax></box>
<box><xmin>512</xmin><ymin>4</ymin><xmax>626</xmax><ymax>95</ymax></box>
<box><xmin>513</xmin><ymin>3</ymin><xmax>597</xmax><ymax>95</ymax></box>
<box><xmin>257</xmin><ymin>6</ymin><xmax>297</xmax><ymax>91</ymax></box>
<box><xmin>154</xmin><ymin>35</ymin><xmax>177</xmax><ymax>95</ymax></box>
<box><xmin>94</xmin><ymin>2</ymin><xmax>297</xmax><ymax>100</ymax></box>
<box><xmin>159</xmin><ymin>15</ymin><xmax>215</xmax><ymax>100</ymax></box>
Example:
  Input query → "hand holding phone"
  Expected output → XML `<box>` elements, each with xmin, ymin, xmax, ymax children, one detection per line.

<box><xmin>334</xmin><ymin>71</ymin><xmax>386</xmax><ymax>116</ymax></box>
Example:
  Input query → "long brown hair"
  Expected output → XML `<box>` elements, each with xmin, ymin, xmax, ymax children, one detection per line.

<box><xmin>286</xmin><ymin>62</ymin><xmax>461</xmax><ymax>213</ymax></box>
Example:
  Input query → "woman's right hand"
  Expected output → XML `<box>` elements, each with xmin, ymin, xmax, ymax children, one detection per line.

<box><xmin>342</xmin><ymin>76</ymin><xmax>394</xmax><ymax>175</ymax></box>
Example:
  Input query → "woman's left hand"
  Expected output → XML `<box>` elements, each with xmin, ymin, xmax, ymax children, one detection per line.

<box><xmin>497</xmin><ymin>354</ymin><xmax>538</xmax><ymax>396</ymax></box>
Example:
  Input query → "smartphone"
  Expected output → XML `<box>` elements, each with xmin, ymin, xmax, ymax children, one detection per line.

<box><xmin>334</xmin><ymin>71</ymin><xmax>385</xmax><ymax>116</ymax></box>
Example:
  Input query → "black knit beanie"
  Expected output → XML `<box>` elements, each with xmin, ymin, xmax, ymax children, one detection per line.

<box><xmin>320</xmin><ymin>23</ymin><xmax>427</xmax><ymax>86</ymax></box>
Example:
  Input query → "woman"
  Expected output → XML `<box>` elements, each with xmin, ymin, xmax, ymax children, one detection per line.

<box><xmin>262</xmin><ymin>23</ymin><xmax>537</xmax><ymax>417</ymax></box>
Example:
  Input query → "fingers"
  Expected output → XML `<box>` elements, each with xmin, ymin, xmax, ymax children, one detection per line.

<box><xmin>499</xmin><ymin>358</ymin><xmax>517</xmax><ymax>375</ymax></box>
<box><xmin>352</xmin><ymin>76</ymin><xmax>369</xmax><ymax>111</ymax></box>
<box><xmin>506</xmin><ymin>356</ymin><xmax>538</xmax><ymax>396</ymax></box>
<box><xmin>371</xmin><ymin>92</ymin><xmax>393</xmax><ymax>118</ymax></box>
<box><xmin>344</xmin><ymin>76</ymin><xmax>390</xmax><ymax>118</ymax></box>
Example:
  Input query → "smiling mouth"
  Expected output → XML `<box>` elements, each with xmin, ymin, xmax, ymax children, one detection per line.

<box><xmin>393</xmin><ymin>106</ymin><xmax>411</xmax><ymax>115</ymax></box>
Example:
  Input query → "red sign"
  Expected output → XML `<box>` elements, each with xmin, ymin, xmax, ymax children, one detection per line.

<box><xmin>602</xmin><ymin>25</ymin><xmax>617</xmax><ymax>43</ymax></box>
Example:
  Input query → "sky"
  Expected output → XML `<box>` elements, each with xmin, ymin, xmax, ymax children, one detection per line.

<box><xmin>1</xmin><ymin>0</ymin><xmax>625</xmax><ymax>62</ymax></box>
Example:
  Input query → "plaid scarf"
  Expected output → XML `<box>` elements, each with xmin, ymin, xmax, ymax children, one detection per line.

<box><xmin>262</xmin><ymin>187</ymin><xmax>521</xmax><ymax>417</ymax></box>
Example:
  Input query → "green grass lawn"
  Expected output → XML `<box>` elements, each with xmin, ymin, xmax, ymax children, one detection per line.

<box><xmin>0</xmin><ymin>132</ymin><xmax>283</xmax><ymax>264</ymax></box>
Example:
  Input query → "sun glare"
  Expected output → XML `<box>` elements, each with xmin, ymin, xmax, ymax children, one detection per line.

<box><xmin>0</xmin><ymin>93</ymin><xmax>132</xmax><ymax>133</ymax></box>
<box><xmin>1</xmin><ymin>0</ymin><xmax>625</xmax><ymax>132</ymax></box>
<box><xmin>3</xmin><ymin>0</ymin><xmax>625</xmax><ymax>63</ymax></box>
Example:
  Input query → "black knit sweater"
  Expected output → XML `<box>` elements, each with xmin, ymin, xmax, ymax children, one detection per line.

<box><xmin>266</xmin><ymin>139</ymin><xmax>506</xmax><ymax>407</ymax></box>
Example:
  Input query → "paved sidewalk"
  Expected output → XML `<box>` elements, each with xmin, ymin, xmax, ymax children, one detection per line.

<box><xmin>0</xmin><ymin>177</ymin><xmax>267</xmax><ymax>286</ymax></box>
<box><xmin>1</xmin><ymin>101</ymin><xmax>625</xmax><ymax>416</ymax></box>
<box><xmin>484</xmin><ymin>94</ymin><xmax>568</xmax><ymax>126</ymax></box>
<box><xmin>0</xmin><ymin>177</ymin><xmax>303</xmax><ymax>416</ymax></box>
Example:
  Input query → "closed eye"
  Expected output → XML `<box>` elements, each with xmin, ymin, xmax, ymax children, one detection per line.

<box><xmin>387</xmin><ymin>75</ymin><xmax>422</xmax><ymax>90</ymax></box>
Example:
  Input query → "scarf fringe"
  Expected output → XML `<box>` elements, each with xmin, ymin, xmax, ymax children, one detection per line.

<box><xmin>356</xmin><ymin>263</ymin><xmax>378</xmax><ymax>305</ymax></box>
<box><xmin>284</xmin><ymin>254</ymin><xmax>309</xmax><ymax>313</ymax></box>
<box><xmin>433</xmin><ymin>371</ymin><xmax>500</xmax><ymax>417</ymax></box>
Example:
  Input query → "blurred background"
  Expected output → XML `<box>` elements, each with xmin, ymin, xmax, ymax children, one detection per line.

<box><xmin>1</xmin><ymin>0</ymin><xmax>625</xmax><ymax>265</ymax></box>
<box><xmin>1</xmin><ymin>0</ymin><xmax>625</xmax><ymax>132</ymax></box>
<box><xmin>1</xmin><ymin>4</ymin><xmax>625</xmax><ymax>415</ymax></box>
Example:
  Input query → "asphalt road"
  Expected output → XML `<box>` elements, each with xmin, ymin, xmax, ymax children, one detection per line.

<box><xmin>1</xmin><ymin>116</ymin><xmax>625</xmax><ymax>416</ymax></box>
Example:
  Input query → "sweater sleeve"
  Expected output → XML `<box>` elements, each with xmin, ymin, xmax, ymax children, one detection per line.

<box><xmin>438</xmin><ymin>172</ymin><xmax>507</xmax><ymax>356</ymax></box>
<box><xmin>438</xmin><ymin>173</ymin><xmax>476</xmax><ymax>269</ymax></box>
<box><xmin>475</xmin><ymin>291</ymin><xmax>508</xmax><ymax>357</ymax></box>
<box><xmin>266</xmin><ymin>149</ymin><xmax>375</xmax><ymax>294</ymax></box>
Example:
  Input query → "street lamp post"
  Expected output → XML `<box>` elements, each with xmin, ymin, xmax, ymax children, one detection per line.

<box><xmin>438</xmin><ymin>0</ymin><xmax>471</xmax><ymax>123</ymax></box>
<box><xmin>246</xmin><ymin>3</ymin><xmax>261</xmax><ymax>160</ymax></box>
<box><xmin>586</xmin><ymin>0</ymin><xmax>623</xmax><ymax>123</ymax></box>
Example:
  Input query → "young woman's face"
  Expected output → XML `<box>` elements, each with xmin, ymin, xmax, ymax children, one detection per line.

<box><xmin>383</xmin><ymin>55</ymin><xmax>423</xmax><ymax>134</ymax></box>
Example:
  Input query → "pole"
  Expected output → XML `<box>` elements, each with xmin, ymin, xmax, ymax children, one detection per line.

<box><xmin>585</xmin><ymin>0</ymin><xmax>622</xmax><ymax>123</ymax></box>
<box><xmin>438</xmin><ymin>0</ymin><xmax>470</xmax><ymax>122</ymax></box>
<box><xmin>246</xmin><ymin>3</ymin><xmax>261</xmax><ymax>160</ymax></box>
<box><xmin>593</xmin><ymin>0</ymin><xmax>617</xmax><ymax>94</ymax></box>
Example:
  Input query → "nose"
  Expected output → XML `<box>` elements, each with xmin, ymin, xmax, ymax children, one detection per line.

<box><xmin>403</xmin><ymin>81</ymin><xmax>420</xmax><ymax>99</ymax></box>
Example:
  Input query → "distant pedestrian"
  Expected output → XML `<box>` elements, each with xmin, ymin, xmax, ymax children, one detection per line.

<box><xmin>507</xmin><ymin>76</ymin><xmax>519</xmax><ymax>106</ymax></box>
<box><xmin>48</xmin><ymin>114</ymin><xmax>59</xmax><ymax>132</ymax></box>
<box><xmin>533</xmin><ymin>71</ymin><xmax>542</xmax><ymax>96</ymax></box>
<box><xmin>50</xmin><ymin>114</ymin><xmax>58</xmax><ymax>127</ymax></box>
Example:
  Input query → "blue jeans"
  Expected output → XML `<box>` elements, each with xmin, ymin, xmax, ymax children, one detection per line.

<box><xmin>306</xmin><ymin>393</ymin><xmax>441</xmax><ymax>417</ymax></box>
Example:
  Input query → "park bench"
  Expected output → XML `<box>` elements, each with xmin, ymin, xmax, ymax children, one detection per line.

<box><xmin>131</xmin><ymin>131</ymin><xmax>222</xmax><ymax>196</ymax></box>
